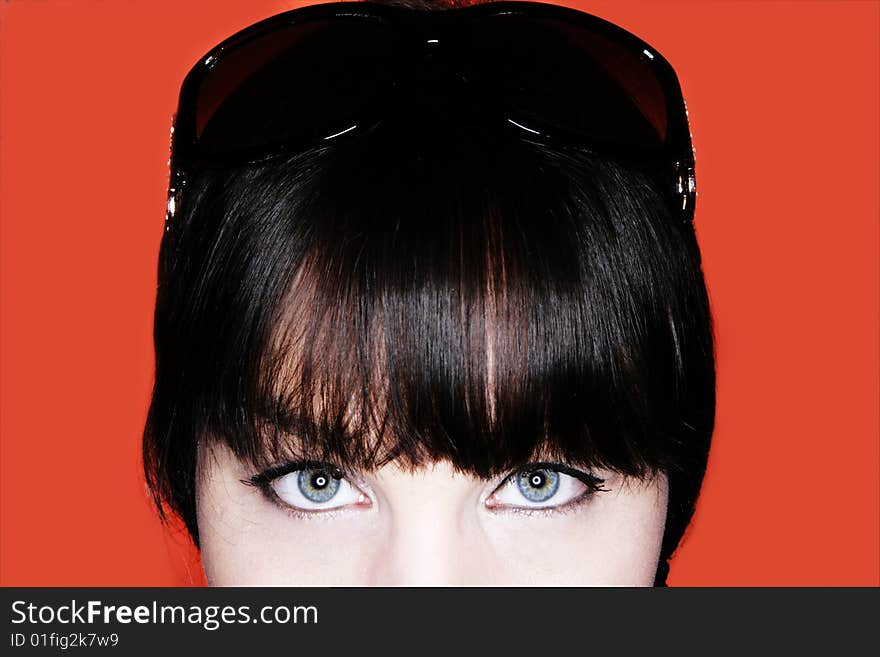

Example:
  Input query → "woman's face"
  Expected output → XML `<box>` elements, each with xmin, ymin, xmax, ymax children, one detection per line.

<box><xmin>196</xmin><ymin>441</ymin><xmax>668</xmax><ymax>585</ymax></box>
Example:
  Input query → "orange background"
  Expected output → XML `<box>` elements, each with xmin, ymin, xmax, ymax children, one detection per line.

<box><xmin>1</xmin><ymin>0</ymin><xmax>878</xmax><ymax>586</ymax></box>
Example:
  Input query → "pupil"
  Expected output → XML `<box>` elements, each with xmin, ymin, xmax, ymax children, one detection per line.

<box><xmin>297</xmin><ymin>467</ymin><xmax>341</xmax><ymax>503</ymax></box>
<box><xmin>515</xmin><ymin>468</ymin><xmax>559</xmax><ymax>503</ymax></box>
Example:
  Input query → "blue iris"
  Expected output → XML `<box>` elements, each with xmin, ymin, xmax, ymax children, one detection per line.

<box><xmin>297</xmin><ymin>468</ymin><xmax>341</xmax><ymax>503</ymax></box>
<box><xmin>516</xmin><ymin>469</ymin><xmax>560</xmax><ymax>503</ymax></box>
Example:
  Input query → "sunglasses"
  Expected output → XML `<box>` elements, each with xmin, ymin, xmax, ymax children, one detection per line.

<box><xmin>165</xmin><ymin>1</ymin><xmax>698</xmax><ymax>231</ymax></box>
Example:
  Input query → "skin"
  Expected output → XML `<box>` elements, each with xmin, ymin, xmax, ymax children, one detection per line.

<box><xmin>196</xmin><ymin>441</ymin><xmax>668</xmax><ymax>586</ymax></box>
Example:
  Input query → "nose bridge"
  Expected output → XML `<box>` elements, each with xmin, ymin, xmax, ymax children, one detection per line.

<box><xmin>377</xmin><ymin>513</ymin><xmax>463</xmax><ymax>586</ymax></box>
<box><xmin>394</xmin><ymin>21</ymin><xmax>480</xmax><ymax>112</ymax></box>
<box><xmin>403</xmin><ymin>40</ymin><xmax>463</xmax><ymax>96</ymax></box>
<box><xmin>366</xmin><ymin>467</ymin><xmax>484</xmax><ymax>585</ymax></box>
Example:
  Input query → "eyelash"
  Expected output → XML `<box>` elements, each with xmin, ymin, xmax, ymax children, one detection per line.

<box><xmin>488</xmin><ymin>462</ymin><xmax>608</xmax><ymax>518</ymax></box>
<box><xmin>244</xmin><ymin>460</ymin><xmax>608</xmax><ymax>519</ymax></box>
<box><xmin>244</xmin><ymin>461</ymin><xmax>364</xmax><ymax>520</ymax></box>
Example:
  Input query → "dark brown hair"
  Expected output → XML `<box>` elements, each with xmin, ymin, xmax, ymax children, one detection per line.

<box><xmin>144</xmin><ymin>0</ymin><xmax>715</xmax><ymax>585</ymax></box>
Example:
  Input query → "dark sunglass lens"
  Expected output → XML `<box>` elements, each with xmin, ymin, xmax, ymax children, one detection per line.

<box><xmin>466</xmin><ymin>14</ymin><xmax>668</xmax><ymax>150</ymax></box>
<box><xmin>195</xmin><ymin>19</ymin><xmax>396</xmax><ymax>157</ymax></box>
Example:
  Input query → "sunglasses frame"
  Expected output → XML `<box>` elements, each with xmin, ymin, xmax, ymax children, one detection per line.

<box><xmin>165</xmin><ymin>0</ymin><xmax>697</xmax><ymax>231</ymax></box>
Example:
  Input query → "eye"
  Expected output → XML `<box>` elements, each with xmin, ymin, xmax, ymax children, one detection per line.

<box><xmin>250</xmin><ymin>462</ymin><xmax>371</xmax><ymax>514</ymax></box>
<box><xmin>485</xmin><ymin>463</ymin><xmax>605</xmax><ymax>512</ymax></box>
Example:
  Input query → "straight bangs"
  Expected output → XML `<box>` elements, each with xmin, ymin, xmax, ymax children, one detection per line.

<box><xmin>146</xmin><ymin>116</ymin><xmax>714</xmax><ymax>540</ymax></box>
<box><xmin>182</xmin><ymin>120</ymin><xmax>705</xmax><ymax>479</ymax></box>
